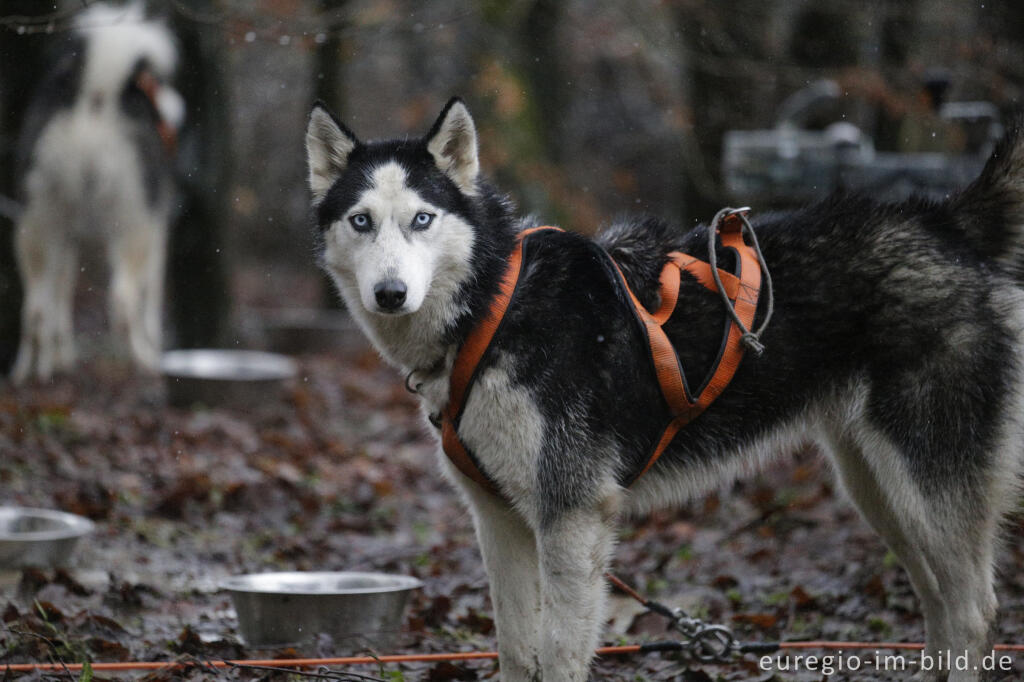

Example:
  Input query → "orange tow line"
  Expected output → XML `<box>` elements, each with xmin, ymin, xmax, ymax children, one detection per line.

<box><xmin>4</xmin><ymin>572</ymin><xmax>1021</xmax><ymax>673</ymax></box>
<box><xmin>5</xmin><ymin>642</ymin><xmax>1024</xmax><ymax>674</ymax></box>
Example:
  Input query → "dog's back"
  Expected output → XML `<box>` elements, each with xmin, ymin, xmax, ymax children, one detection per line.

<box><xmin>12</xmin><ymin>3</ymin><xmax>181</xmax><ymax>382</ymax></box>
<box><xmin>593</xmin><ymin>127</ymin><xmax>1024</xmax><ymax>496</ymax></box>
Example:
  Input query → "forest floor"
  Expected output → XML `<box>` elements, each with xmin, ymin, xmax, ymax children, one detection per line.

<box><xmin>2</xmin><ymin>322</ymin><xmax>1024</xmax><ymax>681</ymax></box>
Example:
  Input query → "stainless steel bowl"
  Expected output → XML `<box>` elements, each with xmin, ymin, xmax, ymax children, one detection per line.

<box><xmin>0</xmin><ymin>507</ymin><xmax>95</xmax><ymax>568</ymax></box>
<box><xmin>222</xmin><ymin>571</ymin><xmax>423</xmax><ymax>648</ymax></box>
<box><xmin>161</xmin><ymin>349</ymin><xmax>297</xmax><ymax>409</ymax></box>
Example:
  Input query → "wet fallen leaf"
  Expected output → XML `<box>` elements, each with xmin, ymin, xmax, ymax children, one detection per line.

<box><xmin>712</xmin><ymin>575</ymin><xmax>739</xmax><ymax>590</ymax></box>
<box><xmin>54</xmin><ymin>569</ymin><xmax>91</xmax><ymax>597</ymax></box>
<box><xmin>2</xmin><ymin>602</ymin><xmax>19</xmax><ymax>623</ymax></box>
<box><xmin>790</xmin><ymin>585</ymin><xmax>816</xmax><ymax>609</ymax></box>
<box><xmin>34</xmin><ymin>600</ymin><xmax>64</xmax><ymax>623</ymax></box>
<box><xmin>457</xmin><ymin>608</ymin><xmax>494</xmax><ymax>636</ymax></box>
<box><xmin>87</xmin><ymin>636</ymin><xmax>132</xmax><ymax>661</ymax></box>
<box><xmin>428</xmin><ymin>660</ymin><xmax>478</xmax><ymax>681</ymax></box>
<box><xmin>17</xmin><ymin>568</ymin><xmax>50</xmax><ymax>595</ymax></box>
<box><xmin>731</xmin><ymin>612</ymin><xmax>777</xmax><ymax>628</ymax></box>
<box><xmin>152</xmin><ymin>473</ymin><xmax>213</xmax><ymax>518</ymax></box>
<box><xmin>55</xmin><ymin>480</ymin><xmax>116</xmax><ymax>520</ymax></box>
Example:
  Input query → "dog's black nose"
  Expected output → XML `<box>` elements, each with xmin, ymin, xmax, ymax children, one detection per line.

<box><xmin>374</xmin><ymin>280</ymin><xmax>407</xmax><ymax>311</ymax></box>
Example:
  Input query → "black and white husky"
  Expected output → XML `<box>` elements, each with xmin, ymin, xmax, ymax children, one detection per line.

<box><xmin>11</xmin><ymin>3</ymin><xmax>182</xmax><ymax>382</ymax></box>
<box><xmin>306</xmin><ymin>98</ymin><xmax>1024</xmax><ymax>682</ymax></box>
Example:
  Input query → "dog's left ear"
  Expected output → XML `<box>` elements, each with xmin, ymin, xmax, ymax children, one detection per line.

<box><xmin>425</xmin><ymin>97</ymin><xmax>479</xmax><ymax>195</ymax></box>
<box><xmin>306</xmin><ymin>102</ymin><xmax>358</xmax><ymax>204</ymax></box>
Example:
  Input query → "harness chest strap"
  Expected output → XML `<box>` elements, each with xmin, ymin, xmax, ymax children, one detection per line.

<box><xmin>619</xmin><ymin>212</ymin><xmax>762</xmax><ymax>485</ymax></box>
<box><xmin>440</xmin><ymin>226</ymin><xmax>556</xmax><ymax>495</ymax></box>
<box><xmin>440</xmin><ymin>215</ymin><xmax>762</xmax><ymax>497</ymax></box>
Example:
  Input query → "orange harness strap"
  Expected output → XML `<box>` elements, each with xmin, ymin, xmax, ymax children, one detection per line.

<box><xmin>440</xmin><ymin>226</ymin><xmax>559</xmax><ymax>495</ymax></box>
<box><xmin>135</xmin><ymin>70</ymin><xmax>178</xmax><ymax>156</ymax></box>
<box><xmin>440</xmin><ymin>213</ymin><xmax>762</xmax><ymax>497</ymax></box>
<box><xmin>614</xmin><ymin>211</ymin><xmax>762</xmax><ymax>485</ymax></box>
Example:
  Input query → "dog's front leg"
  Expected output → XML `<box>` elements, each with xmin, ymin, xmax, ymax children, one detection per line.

<box><xmin>537</xmin><ymin>496</ymin><xmax>619</xmax><ymax>682</ymax></box>
<box><xmin>467</xmin><ymin>487</ymin><xmax>542</xmax><ymax>681</ymax></box>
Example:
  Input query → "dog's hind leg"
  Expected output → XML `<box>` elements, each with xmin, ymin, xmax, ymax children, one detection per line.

<box><xmin>536</xmin><ymin>487</ymin><xmax>620</xmax><ymax>682</ymax></box>
<box><xmin>827</xmin><ymin>430</ymin><xmax>953</xmax><ymax>661</ymax></box>
<box><xmin>140</xmin><ymin>222</ymin><xmax>167</xmax><ymax>356</ymax></box>
<box><xmin>906</xmin><ymin>489</ymin><xmax>999</xmax><ymax>682</ymax></box>
<box><xmin>11</xmin><ymin>207</ymin><xmax>65</xmax><ymax>382</ymax></box>
<box><xmin>108</xmin><ymin>229</ymin><xmax>159</xmax><ymax>371</ymax></box>
<box><xmin>466</xmin><ymin>486</ymin><xmax>542</xmax><ymax>681</ymax></box>
<box><xmin>53</xmin><ymin>246</ymin><xmax>78</xmax><ymax>372</ymax></box>
<box><xmin>828</xmin><ymin>426</ymin><xmax>1001</xmax><ymax>682</ymax></box>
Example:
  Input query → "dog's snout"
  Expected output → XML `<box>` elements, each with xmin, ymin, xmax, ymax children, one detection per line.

<box><xmin>374</xmin><ymin>279</ymin><xmax>407</xmax><ymax>311</ymax></box>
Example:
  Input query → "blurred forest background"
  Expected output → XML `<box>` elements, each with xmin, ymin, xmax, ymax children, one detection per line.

<box><xmin>2</xmin><ymin>0</ymin><xmax>1024</xmax><ymax>367</ymax></box>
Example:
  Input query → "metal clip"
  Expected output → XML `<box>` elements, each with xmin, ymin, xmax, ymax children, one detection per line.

<box><xmin>405</xmin><ymin>370</ymin><xmax>421</xmax><ymax>394</ymax></box>
<box><xmin>668</xmin><ymin>607</ymin><xmax>738</xmax><ymax>662</ymax></box>
<box><xmin>717</xmin><ymin>206</ymin><xmax>751</xmax><ymax>233</ymax></box>
<box><xmin>689</xmin><ymin>624</ymin><xmax>737</xmax><ymax>662</ymax></box>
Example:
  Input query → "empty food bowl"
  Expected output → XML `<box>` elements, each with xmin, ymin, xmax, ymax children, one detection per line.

<box><xmin>161</xmin><ymin>349</ymin><xmax>297</xmax><ymax>409</ymax></box>
<box><xmin>0</xmin><ymin>507</ymin><xmax>95</xmax><ymax>569</ymax></box>
<box><xmin>222</xmin><ymin>571</ymin><xmax>423</xmax><ymax>648</ymax></box>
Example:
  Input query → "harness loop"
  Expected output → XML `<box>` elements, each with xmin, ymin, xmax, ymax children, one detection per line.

<box><xmin>707</xmin><ymin>207</ymin><xmax>774</xmax><ymax>356</ymax></box>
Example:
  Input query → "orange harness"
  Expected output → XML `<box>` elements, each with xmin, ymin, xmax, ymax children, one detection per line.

<box><xmin>439</xmin><ymin>210</ymin><xmax>764</xmax><ymax>497</ymax></box>
<box><xmin>135</xmin><ymin>70</ymin><xmax>178</xmax><ymax>156</ymax></box>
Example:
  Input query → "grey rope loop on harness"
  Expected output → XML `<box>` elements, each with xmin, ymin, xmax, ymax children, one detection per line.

<box><xmin>706</xmin><ymin>206</ymin><xmax>774</xmax><ymax>356</ymax></box>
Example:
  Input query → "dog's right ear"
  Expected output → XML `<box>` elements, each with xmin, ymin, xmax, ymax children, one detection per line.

<box><xmin>306</xmin><ymin>103</ymin><xmax>358</xmax><ymax>204</ymax></box>
<box><xmin>425</xmin><ymin>97</ymin><xmax>479</xmax><ymax>195</ymax></box>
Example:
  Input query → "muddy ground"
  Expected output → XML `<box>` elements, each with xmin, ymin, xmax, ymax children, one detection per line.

<box><xmin>2</xmin><ymin>326</ymin><xmax>1024</xmax><ymax>681</ymax></box>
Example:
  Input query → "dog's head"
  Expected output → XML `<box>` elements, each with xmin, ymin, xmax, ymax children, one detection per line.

<box><xmin>305</xmin><ymin>98</ymin><xmax>480</xmax><ymax>317</ymax></box>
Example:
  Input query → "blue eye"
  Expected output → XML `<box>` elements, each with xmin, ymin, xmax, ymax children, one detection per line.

<box><xmin>412</xmin><ymin>212</ymin><xmax>434</xmax><ymax>230</ymax></box>
<box><xmin>349</xmin><ymin>213</ymin><xmax>372</xmax><ymax>232</ymax></box>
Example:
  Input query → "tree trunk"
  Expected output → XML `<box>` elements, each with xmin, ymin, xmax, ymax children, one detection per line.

<box><xmin>168</xmin><ymin>1</ymin><xmax>230</xmax><ymax>348</ymax></box>
<box><xmin>522</xmin><ymin>0</ymin><xmax>564</xmax><ymax>161</ymax></box>
<box><xmin>313</xmin><ymin>0</ymin><xmax>346</xmax><ymax>309</ymax></box>
<box><xmin>0</xmin><ymin>1</ymin><xmax>54</xmax><ymax>373</ymax></box>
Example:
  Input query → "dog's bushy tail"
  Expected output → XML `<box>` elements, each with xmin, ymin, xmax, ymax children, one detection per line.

<box><xmin>595</xmin><ymin>216</ymin><xmax>685</xmax><ymax>310</ymax></box>
<box><xmin>951</xmin><ymin>117</ymin><xmax>1024</xmax><ymax>279</ymax></box>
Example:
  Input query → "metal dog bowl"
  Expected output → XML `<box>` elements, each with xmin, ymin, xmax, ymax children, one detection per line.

<box><xmin>0</xmin><ymin>507</ymin><xmax>95</xmax><ymax>568</ymax></box>
<box><xmin>161</xmin><ymin>349</ymin><xmax>297</xmax><ymax>409</ymax></box>
<box><xmin>259</xmin><ymin>308</ymin><xmax>367</xmax><ymax>355</ymax></box>
<box><xmin>222</xmin><ymin>571</ymin><xmax>423</xmax><ymax>648</ymax></box>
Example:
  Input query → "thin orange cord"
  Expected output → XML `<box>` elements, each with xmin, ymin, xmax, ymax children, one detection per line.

<box><xmin>604</xmin><ymin>572</ymin><xmax>650</xmax><ymax>605</ymax></box>
<box><xmin>8</xmin><ymin>571</ymin><xmax>1024</xmax><ymax>673</ymax></box>
<box><xmin>0</xmin><ymin>648</ymin><xmax>586</xmax><ymax>673</ymax></box>
<box><xmin>780</xmin><ymin>642</ymin><xmax>1024</xmax><ymax>652</ymax></box>
<box><xmin>4</xmin><ymin>643</ymin><xmax>1024</xmax><ymax>673</ymax></box>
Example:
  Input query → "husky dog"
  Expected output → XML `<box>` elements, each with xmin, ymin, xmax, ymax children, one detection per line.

<box><xmin>306</xmin><ymin>98</ymin><xmax>1024</xmax><ymax>682</ymax></box>
<box><xmin>11</xmin><ymin>3</ymin><xmax>183</xmax><ymax>382</ymax></box>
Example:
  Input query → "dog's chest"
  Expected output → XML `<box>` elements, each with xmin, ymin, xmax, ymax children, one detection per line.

<box><xmin>418</xmin><ymin>355</ymin><xmax>546</xmax><ymax>497</ymax></box>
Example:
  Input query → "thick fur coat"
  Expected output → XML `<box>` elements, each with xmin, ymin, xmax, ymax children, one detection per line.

<box><xmin>307</xmin><ymin>98</ymin><xmax>1024</xmax><ymax>682</ymax></box>
<box><xmin>12</xmin><ymin>3</ymin><xmax>182</xmax><ymax>382</ymax></box>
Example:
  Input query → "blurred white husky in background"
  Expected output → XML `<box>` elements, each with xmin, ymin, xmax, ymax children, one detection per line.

<box><xmin>11</xmin><ymin>2</ymin><xmax>183</xmax><ymax>382</ymax></box>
